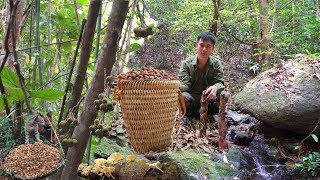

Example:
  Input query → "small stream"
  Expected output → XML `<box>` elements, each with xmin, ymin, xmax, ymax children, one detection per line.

<box><xmin>253</xmin><ymin>156</ymin><xmax>273</xmax><ymax>180</ymax></box>
<box><xmin>224</xmin><ymin>111</ymin><xmax>317</xmax><ymax>180</ymax></box>
<box><xmin>233</xmin><ymin>133</ymin><xmax>296</xmax><ymax>180</ymax></box>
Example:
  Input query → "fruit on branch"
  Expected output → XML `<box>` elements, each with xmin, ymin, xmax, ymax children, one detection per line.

<box><xmin>94</xmin><ymin>93</ymin><xmax>115</xmax><ymax>113</ymax></box>
<box><xmin>133</xmin><ymin>25</ymin><xmax>154</xmax><ymax>38</ymax></box>
<box><xmin>89</xmin><ymin>119</ymin><xmax>110</xmax><ymax>139</ymax></box>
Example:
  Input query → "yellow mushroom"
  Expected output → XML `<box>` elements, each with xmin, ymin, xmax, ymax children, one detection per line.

<box><xmin>107</xmin><ymin>152</ymin><xmax>123</xmax><ymax>164</ymax></box>
<box><xmin>78</xmin><ymin>163</ymin><xmax>88</xmax><ymax>171</ymax></box>
<box><xmin>126</xmin><ymin>155</ymin><xmax>136</xmax><ymax>162</ymax></box>
<box><xmin>91</xmin><ymin>166</ymin><xmax>101</xmax><ymax>174</ymax></box>
<box><xmin>110</xmin><ymin>152</ymin><xmax>123</xmax><ymax>161</ymax></box>
<box><xmin>137</xmin><ymin>158</ymin><xmax>146</xmax><ymax>164</ymax></box>
<box><xmin>102</xmin><ymin>166</ymin><xmax>115</xmax><ymax>178</ymax></box>
<box><xmin>94</xmin><ymin>158</ymin><xmax>108</xmax><ymax>168</ymax></box>
<box><xmin>81</xmin><ymin>165</ymin><xmax>93</xmax><ymax>176</ymax></box>
<box><xmin>147</xmin><ymin>161</ymin><xmax>164</xmax><ymax>173</ymax></box>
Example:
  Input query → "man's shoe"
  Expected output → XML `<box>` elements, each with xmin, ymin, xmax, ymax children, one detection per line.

<box><xmin>182</xmin><ymin>116</ymin><xmax>189</xmax><ymax>125</ymax></box>
<box><xmin>212</xmin><ymin>115</ymin><xmax>219</xmax><ymax>122</ymax></box>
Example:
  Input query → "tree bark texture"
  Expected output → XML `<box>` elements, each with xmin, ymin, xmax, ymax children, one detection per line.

<box><xmin>199</xmin><ymin>91</ymin><xmax>208</xmax><ymax>137</ymax></box>
<box><xmin>218</xmin><ymin>91</ymin><xmax>229</xmax><ymax>151</ymax></box>
<box><xmin>210</xmin><ymin>0</ymin><xmax>220</xmax><ymax>36</ymax></box>
<box><xmin>60</xmin><ymin>1</ymin><xmax>129</xmax><ymax>179</ymax></box>
<box><xmin>0</xmin><ymin>0</ymin><xmax>24</xmax><ymax>70</ymax></box>
<box><xmin>258</xmin><ymin>0</ymin><xmax>270</xmax><ymax>71</ymax></box>
<box><xmin>67</xmin><ymin>0</ymin><xmax>102</xmax><ymax>119</ymax></box>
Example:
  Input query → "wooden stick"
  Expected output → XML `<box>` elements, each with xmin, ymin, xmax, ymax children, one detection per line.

<box><xmin>218</xmin><ymin>91</ymin><xmax>229</xmax><ymax>151</ymax></box>
<box><xmin>199</xmin><ymin>90</ymin><xmax>209</xmax><ymax>137</ymax></box>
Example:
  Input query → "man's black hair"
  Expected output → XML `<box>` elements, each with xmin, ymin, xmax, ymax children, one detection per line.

<box><xmin>197</xmin><ymin>32</ymin><xmax>216</xmax><ymax>45</ymax></box>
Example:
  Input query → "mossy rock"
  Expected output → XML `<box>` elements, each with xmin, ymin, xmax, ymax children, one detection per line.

<box><xmin>94</xmin><ymin>138</ymin><xmax>134</xmax><ymax>159</ymax></box>
<box><xmin>234</xmin><ymin>61</ymin><xmax>320</xmax><ymax>135</ymax></box>
<box><xmin>160</xmin><ymin>151</ymin><xmax>238</xmax><ymax>180</ymax></box>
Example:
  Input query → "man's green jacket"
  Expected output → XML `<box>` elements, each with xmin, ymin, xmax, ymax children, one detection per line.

<box><xmin>178</xmin><ymin>55</ymin><xmax>225</xmax><ymax>94</ymax></box>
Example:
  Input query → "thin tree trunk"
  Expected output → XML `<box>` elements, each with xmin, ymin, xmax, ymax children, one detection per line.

<box><xmin>258</xmin><ymin>0</ymin><xmax>270</xmax><ymax>71</ymax></box>
<box><xmin>35</xmin><ymin>0</ymin><xmax>43</xmax><ymax>87</ymax></box>
<box><xmin>58</xmin><ymin>19</ymin><xmax>85</xmax><ymax>129</ymax></box>
<box><xmin>86</xmin><ymin>3</ymin><xmax>104</xmax><ymax>164</ymax></box>
<box><xmin>66</xmin><ymin>0</ymin><xmax>101</xmax><ymax>120</ymax></box>
<box><xmin>292</xmin><ymin>0</ymin><xmax>295</xmax><ymax>49</ymax></box>
<box><xmin>60</xmin><ymin>1</ymin><xmax>129</xmax><ymax>179</ymax></box>
<box><xmin>74</xmin><ymin>0</ymin><xmax>80</xmax><ymax>26</ymax></box>
<box><xmin>47</xmin><ymin>0</ymin><xmax>51</xmax><ymax>83</ymax></box>
<box><xmin>121</xmin><ymin>0</ymin><xmax>136</xmax><ymax>72</ymax></box>
<box><xmin>210</xmin><ymin>0</ymin><xmax>220</xmax><ymax>36</ymax></box>
<box><xmin>13</xmin><ymin>102</ymin><xmax>22</xmax><ymax>139</ymax></box>
<box><xmin>0</xmin><ymin>0</ymin><xmax>25</xmax><ymax>70</ymax></box>
<box><xmin>28</xmin><ymin>1</ymin><xmax>33</xmax><ymax>81</ymax></box>
<box><xmin>317</xmin><ymin>0</ymin><xmax>320</xmax><ymax>21</ymax></box>
<box><xmin>94</xmin><ymin>5</ymin><xmax>102</xmax><ymax>63</ymax></box>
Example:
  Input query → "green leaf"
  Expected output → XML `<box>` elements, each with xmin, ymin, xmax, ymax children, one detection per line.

<box><xmin>311</xmin><ymin>134</ymin><xmax>318</xmax><ymax>143</ymax></box>
<box><xmin>30</xmin><ymin>88</ymin><xmax>65</xmax><ymax>101</ymax></box>
<box><xmin>130</xmin><ymin>43</ymin><xmax>141</xmax><ymax>52</ymax></box>
<box><xmin>77</xmin><ymin>0</ymin><xmax>89</xmax><ymax>5</ymax></box>
<box><xmin>295</xmin><ymin>163</ymin><xmax>303</xmax><ymax>168</ymax></box>
<box><xmin>8</xmin><ymin>88</ymin><xmax>25</xmax><ymax>102</ymax></box>
<box><xmin>0</xmin><ymin>95</ymin><xmax>7</xmax><ymax>110</ymax></box>
<box><xmin>0</xmin><ymin>67</ymin><xmax>19</xmax><ymax>88</ymax></box>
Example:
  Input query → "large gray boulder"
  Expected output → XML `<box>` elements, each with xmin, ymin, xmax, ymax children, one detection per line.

<box><xmin>234</xmin><ymin>60</ymin><xmax>320</xmax><ymax>135</ymax></box>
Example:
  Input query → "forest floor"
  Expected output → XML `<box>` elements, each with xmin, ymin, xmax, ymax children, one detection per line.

<box><xmin>128</xmin><ymin>30</ymin><xmax>320</xmax><ymax>179</ymax></box>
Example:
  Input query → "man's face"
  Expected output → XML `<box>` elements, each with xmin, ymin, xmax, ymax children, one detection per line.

<box><xmin>196</xmin><ymin>39</ymin><xmax>214</xmax><ymax>61</ymax></box>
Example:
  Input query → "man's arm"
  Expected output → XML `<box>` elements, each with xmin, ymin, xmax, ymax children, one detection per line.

<box><xmin>212</xmin><ymin>59</ymin><xmax>225</xmax><ymax>93</ymax></box>
<box><xmin>204</xmin><ymin>60</ymin><xmax>225</xmax><ymax>100</ymax></box>
<box><xmin>178</xmin><ymin>61</ymin><xmax>191</xmax><ymax>92</ymax></box>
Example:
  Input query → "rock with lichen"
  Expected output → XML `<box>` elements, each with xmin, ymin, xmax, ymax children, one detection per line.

<box><xmin>234</xmin><ymin>60</ymin><xmax>320</xmax><ymax>135</ymax></box>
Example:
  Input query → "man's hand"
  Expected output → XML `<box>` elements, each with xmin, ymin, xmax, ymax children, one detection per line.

<box><xmin>204</xmin><ymin>85</ymin><xmax>218</xmax><ymax>100</ymax></box>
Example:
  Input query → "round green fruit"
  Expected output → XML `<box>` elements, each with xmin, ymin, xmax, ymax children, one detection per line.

<box><xmin>94</xmin><ymin>100</ymin><xmax>100</xmax><ymax>105</ymax></box>
<box><xmin>94</xmin><ymin>119</ymin><xmax>100</xmax><ymax>125</ymax></box>
<box><xmin>98</xmin><ymin>93</ymin><xmax>104</xmax><ymax>100</ymax></box>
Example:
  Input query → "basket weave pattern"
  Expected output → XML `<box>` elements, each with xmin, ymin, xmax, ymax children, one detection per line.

<box><xmin>118</xmin><ymin>80</ymin><xmax>180</xmax><ymax>153</ymax></box>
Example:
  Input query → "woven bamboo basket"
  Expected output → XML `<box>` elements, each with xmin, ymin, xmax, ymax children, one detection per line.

<box><xmin>116</xmin><ymin>80</ymin><xmax>182</xmax><ymax>153</ymax></box>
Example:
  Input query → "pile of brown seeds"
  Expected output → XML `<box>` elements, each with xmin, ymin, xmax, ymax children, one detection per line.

<box><xmin>3</xmin><ymin>142</ymin><xmax>61</xmax><ymax>179</ymax></box>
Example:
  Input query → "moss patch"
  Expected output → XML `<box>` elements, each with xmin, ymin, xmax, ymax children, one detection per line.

<box><xmin>95</xmin><ymin>138</ymin><xmax>134</xmax><ymax>158</ymax></box>
<box><xmin>234</xmin><ymin>84</ymin><xmax>286</xmax><ymax>116</ymax></box>
<box><xmin>161</xmin><ymin>151</ymin><xmax>237</xmax><ymax>179</ymax></box>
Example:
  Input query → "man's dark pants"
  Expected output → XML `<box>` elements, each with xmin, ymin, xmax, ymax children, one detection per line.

<box><xmin>182</xmin><ymin>92</ymin><xmax>220</xmax><ymax>119</ymax></box>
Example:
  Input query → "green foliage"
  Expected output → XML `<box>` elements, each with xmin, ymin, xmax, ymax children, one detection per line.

<box><xmin>295</xmin><ymin>152</ymin><xmax>320</xmax><ymax>176</ymax></box>
<box><xmin>0</xmin><ymin>117</ymin><xmax>15</xmax><ymax>150</ymax></box>
<box><xmin>144</xmin><ymin>0</ymin><xmax>214</xmax><ymax>54</ymax></box>
<box><xmin>130</xmin><ymin>42</ymin><xmax>141</xmax><ymax>52</ymax></box>
<box><xmin>30</xmin><ymin>88</ymin><xmax>65</xmax><ymax>101</ymax></box>
<box><xmin>295</xmin><ymin>134</ymin><xmax>320</xmax><ymax>176</ymax></box>
<box><xmin>312</xmin><ymin>134</ymin><xmax>319</xmax><ymax>143</ymax></box>
<box><xmin>7</xmin><ymin>89</ymin><xmax>25</xmax><ymax>103</ymax></box>
<box><xmin>0</xmin><ymin>67</ymin><xmax>20</xmax><ymax>88</ymax></box>
<box><xmin>305</xmin><ymin>49</ymin><xmax>320</xmax><ymax>59</ymax></box>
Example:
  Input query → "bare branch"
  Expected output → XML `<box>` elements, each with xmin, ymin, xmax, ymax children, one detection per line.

<box><xmin>19</xmin><ymin>2</ymin><xmax>31</xmax><ymax>34</ymax></box>
<box><xmin>11</xmin><ymin>0</ymin><xmax>32</xmax><ymax>114</ymax></box>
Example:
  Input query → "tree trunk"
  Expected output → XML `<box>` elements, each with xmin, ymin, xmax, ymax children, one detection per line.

<box><xmin>121</xmin><ymin>0</ymin><xmax>136</xmax><ymax>72</ymax></box>
<box><xmin>210</xmin><ymin>0</ymin><xmax>220</xmax><ymax>36</ymax></box>
<box><xmin>0</xmin><ymin>0</ymin><xmax>25</xmax><ymax>70</ymax></box>
<box><xmin>66</xmin><ymin>0</ymin><xmax>102</xmax><ymax>119</ymax></box>
<box><xmin>258</xmin><ymin>0</ymin><xmax>270</xmax><ymax>71</ymax></box>
<box><xmin>317</xmin><ymin>0</ymin><xmax>320</xmax><ymax>21</ymax></box>
<box><xmin>60</xmin><ymin>1</ymin><xmax>129</xmax><ymax>179</ymax></box>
